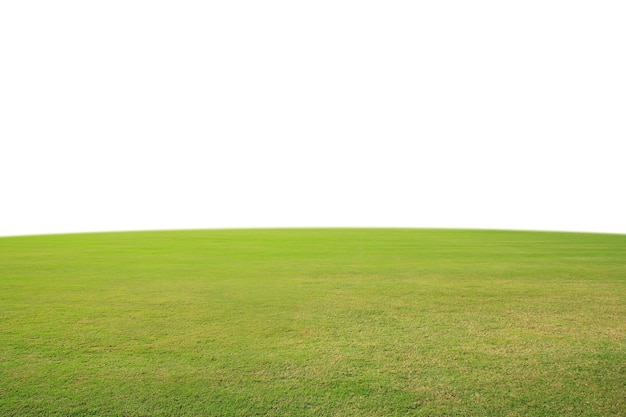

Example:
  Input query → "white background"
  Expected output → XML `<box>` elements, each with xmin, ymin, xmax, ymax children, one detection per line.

<box><xmin>1</xmin><ymin>1</ymin><xmax>625</xmax><ymax>237</ymax></box>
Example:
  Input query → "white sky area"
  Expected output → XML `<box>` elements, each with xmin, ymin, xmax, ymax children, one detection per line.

<box><xmin>1</xmin><ymin>1</ymin><xmax>625</xmax><ymax>237</ymax></box>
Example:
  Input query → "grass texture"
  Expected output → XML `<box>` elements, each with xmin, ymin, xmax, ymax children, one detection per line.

<box><xmin>1</xmin><ymin>228</ymin><xmax>625</xmax><ymax>416</ymax></box>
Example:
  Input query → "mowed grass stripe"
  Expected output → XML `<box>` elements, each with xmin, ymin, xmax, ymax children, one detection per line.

<box><xmin>1</xmin><ymin>229</ymin><xmax>625</xmax><ymax>416</ymax></box>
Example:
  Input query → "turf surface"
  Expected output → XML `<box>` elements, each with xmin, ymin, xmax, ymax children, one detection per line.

<box><xmin>1</xmin><ymin>228</ymin><xmax>625</xmax><ymax>416</ymax></box>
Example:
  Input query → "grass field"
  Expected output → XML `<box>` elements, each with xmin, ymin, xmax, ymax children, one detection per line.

<box><xmin>1</xmin><ymin>228</ymin><xmax>625</xmax><ymax>416</ymax></box>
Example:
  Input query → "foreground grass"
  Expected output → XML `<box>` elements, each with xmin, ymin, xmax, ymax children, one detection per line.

<box><xmin>1</xmin><ymin>228</ymin><xmax>625</xmax><ymax>416</ymax></box>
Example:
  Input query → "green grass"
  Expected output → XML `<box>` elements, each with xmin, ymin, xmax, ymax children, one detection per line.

<box><xmin>1</xmin><ymin>228</ymin><xmax>625</xmax><ymax>416</ymax></box>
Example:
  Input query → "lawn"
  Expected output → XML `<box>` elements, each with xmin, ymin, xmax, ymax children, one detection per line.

<box><xmin>1</xmin><ymin>228</ymin><xmax>625</xmax><ymax>416</ymax></box>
